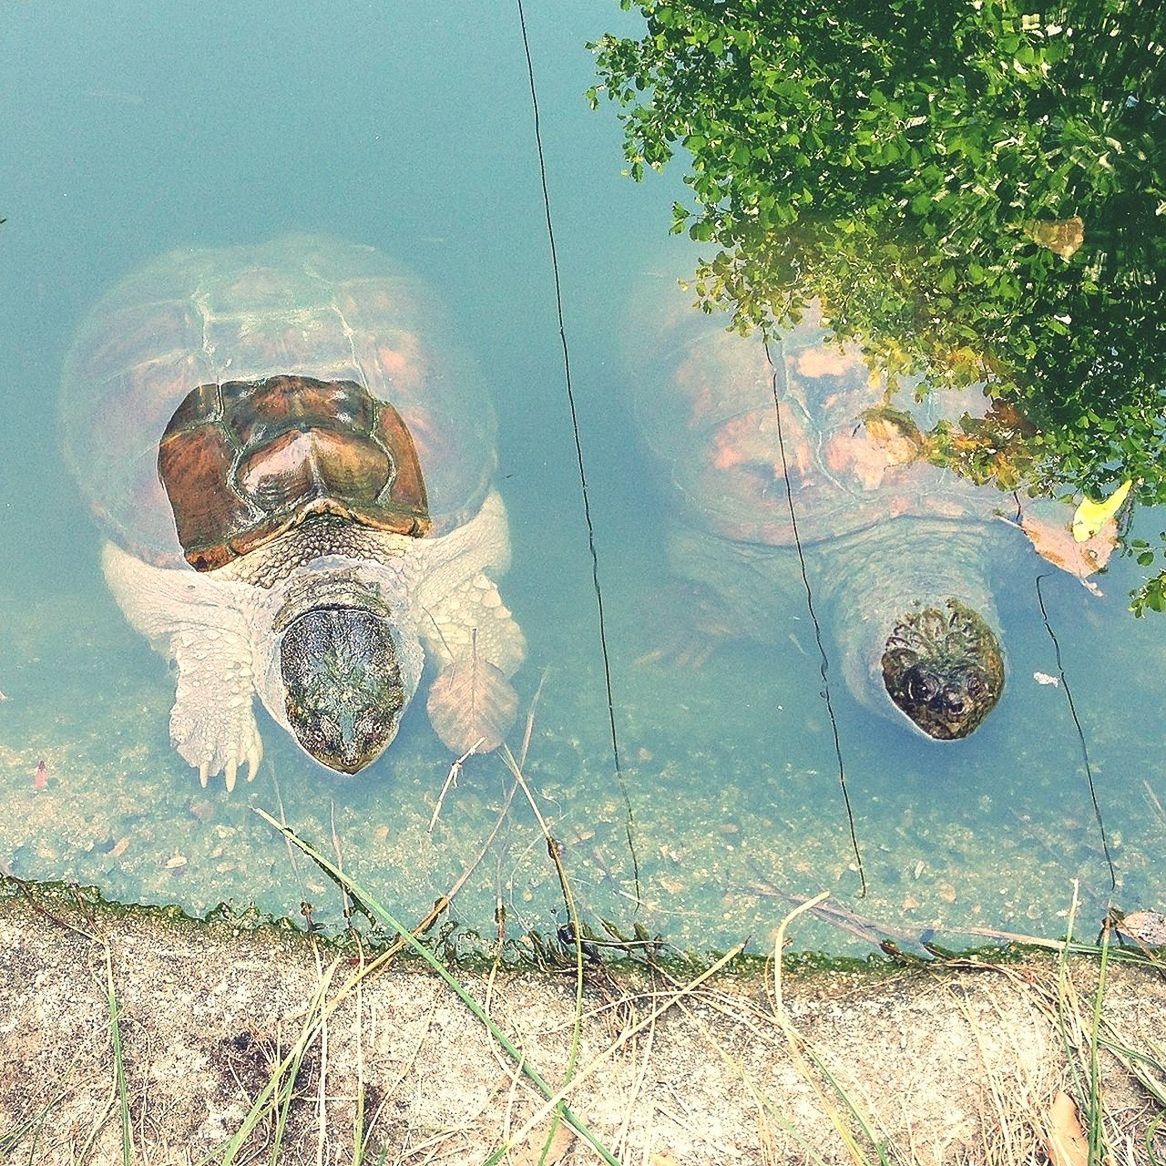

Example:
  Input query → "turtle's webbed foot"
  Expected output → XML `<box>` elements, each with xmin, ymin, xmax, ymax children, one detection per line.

<box><xmin>634</xmin><ymin>581</ymin><xmax>734</xmax><ymax>671</ymax></box>
<box><xmin>172</xmin><ymin>701</ymin><xmax>263</xmax><ymax>793</ymax></box>
<box><xmin>636</xmin><ymin>637</ymin><xmax>717</xmax><ymax>671</ymax></box>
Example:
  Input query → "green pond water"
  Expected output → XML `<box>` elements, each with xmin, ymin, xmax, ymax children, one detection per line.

<box><xmin>0</xmin><ymin>2</ymin><xmax>1163</xmax><ymax>958</ymax></box>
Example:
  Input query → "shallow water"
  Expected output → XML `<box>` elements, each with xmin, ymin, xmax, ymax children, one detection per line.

<box><xmin>1</xmin><ymin>2</ymin><xmax>1164</xmax><ymax>958</ymax></box>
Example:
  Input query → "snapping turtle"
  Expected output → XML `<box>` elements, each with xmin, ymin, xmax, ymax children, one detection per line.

<box><xmin>635</xmin><ymin>292</ymin><xmax>1011</xmax><ymax>740</ymax></box>
<box><xmin>61</xmin><ymin>236</ymin><xmax>524</xmax><ymax>787</ymax></box>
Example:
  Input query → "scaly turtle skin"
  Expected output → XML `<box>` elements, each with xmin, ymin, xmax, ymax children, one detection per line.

<box><xmin>635</xmin><ymin>291</ymin><xmax>1007</xmax><ymax>740</ymax></box>
<box><xmin>62</xmin><ymin>236</ymin><xmax>524</xmax><ymax>787</ymax></box>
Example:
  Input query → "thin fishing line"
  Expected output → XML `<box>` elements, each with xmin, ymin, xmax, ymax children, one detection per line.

<box><xmin>515</xmin><ymin>0</ymin><xmax>641</xmax><ymax>904</ymax></box>
<box><xmin>1009</xmin><ymin>489</ymin><xmax>1023</xmax><ymax>524</ymax></box>
<box><xmin>762</xmin><ymin>335</ymin><xmax>867</xmax><ymax>896</ymax></box>
<box><xmin>1034</xmin><ymin>572</ymin><xmax>1117</xmax><ymax>890</ymax></box>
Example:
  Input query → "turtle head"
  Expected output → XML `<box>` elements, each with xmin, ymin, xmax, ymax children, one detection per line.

<box><xmin>279</xmin><ymin>605</ymin><xmax>407</xmax><ymax>773</ymax></box>
<box><xmin>880</xmin><ymin>599</ymin><xmax>1004</xmax><ymax>740</ymax></box>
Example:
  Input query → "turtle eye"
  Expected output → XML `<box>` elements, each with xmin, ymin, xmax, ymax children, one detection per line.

<box><xmin>307</xmin><ymin>712</ymin><xmax>340</xmax><ymax>746</ymax></box>
<box><xmin>907</xmin><ymin>670</ymin><xmax>939</xmax><ymax>703</ymax></box>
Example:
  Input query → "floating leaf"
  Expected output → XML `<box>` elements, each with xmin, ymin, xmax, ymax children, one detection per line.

<box><xmin>1018</xmin><ymin>505</ymin><xmax>1116</xmax><ymax>593</ymax></box>
<box><xmin>1072</xmin><ymin>478</ymin><xmax>1131</xmax><ymax>542</ymax></box>
<box><xmin>1114</xmin><ymin>909</ymin><xmax>1166</xmax><ymax>946</ymax></box>
<box><xmin>1042</xmin><ymin>1091</ymin><xmax>1088</xmax><ymax>1166</ymax></box>
<box><xmin>426</xmin><ymin>654</ymin><xmax>518</xmax><ymax>753</ymax></box>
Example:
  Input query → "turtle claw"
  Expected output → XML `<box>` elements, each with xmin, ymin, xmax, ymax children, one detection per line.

<box><xmin>192</xmin><ymin>741</ymin><xmax>259</xmax><ymax>793</ymax></box>
<box><xmin>636</xmin><ymin>640</ymin><xmax>717</xmax><ymax>671</ymax></box>
<box><xmin>173</xmin><ymin>703</ymin><xmax>263</xmax><ymax>792</ymax></box>
<box><xmin>227</xmin><ymin>739</ymin><xmax>262</xmax><ymax>791</ymax></box>
<box><xmin>634</xmin><ymin>581</ymin><xmax>735</xmax><ymax>672</ymax></box>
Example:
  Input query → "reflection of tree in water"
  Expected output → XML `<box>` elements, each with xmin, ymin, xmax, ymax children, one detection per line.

<box><xmin>590</xmin><ymin>0</ymin><xmax>1166</xmax><ymax>609</ymax></box>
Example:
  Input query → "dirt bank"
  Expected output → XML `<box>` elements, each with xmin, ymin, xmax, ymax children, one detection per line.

<box><xmin>1</xmin><ymin>885</ymin><xmax>1163</xmax><ymax>1164</ymax></box>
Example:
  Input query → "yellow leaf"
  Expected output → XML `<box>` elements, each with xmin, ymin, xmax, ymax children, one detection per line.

<box><xmin>1025</xmin><ymin>215</ymin><xmax>1085</xmax><ymax>261</ymax></box>
<box><xmin>1072</xmin><ymin>479</ymin><xmax>1131</xmax><ymax>542</ymax></box>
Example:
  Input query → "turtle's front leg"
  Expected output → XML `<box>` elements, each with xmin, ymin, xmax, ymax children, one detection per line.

<box><xmin>102</xmin><ymin>542</ymin><xmax>263</xmax><ymax>792</ymax></box>
<box><xmin>168</xmin><ymin>624</ymin><xmax>264</xmax><ymax>791</ymax></box>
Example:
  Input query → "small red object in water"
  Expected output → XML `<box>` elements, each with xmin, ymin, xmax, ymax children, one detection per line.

<box><xmin>34</xmin><ymin>760</ymin><xmax>48</xmax><ymax>790</ymax></box>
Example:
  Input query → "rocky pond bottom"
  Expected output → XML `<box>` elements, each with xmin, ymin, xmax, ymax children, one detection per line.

<box><xmin>1</xmin><ymin>527</ymin><xmax>1163</xmax><ymax>961</ymax></box>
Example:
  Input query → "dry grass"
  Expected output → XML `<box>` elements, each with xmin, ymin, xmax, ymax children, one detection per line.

<box><xmin>4</xmin><ymin>893</ymin><xmax>1166</xmax><ymax>1165</ymax></box>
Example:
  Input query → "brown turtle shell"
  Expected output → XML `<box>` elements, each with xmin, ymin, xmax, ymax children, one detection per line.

<box><xmin>158</xmin><ymin>374</ymin><xmax>431</xmax><ymax>572</ymax></box>
<box><xmin>633</xmin><ymin>293</ymin><xmax>1002</xmax><ymax>547</ymax></box>
<box><xmin>61</xmin><ymin>236</ymin><xmax>495</xmax><ymax>567</ymax></box>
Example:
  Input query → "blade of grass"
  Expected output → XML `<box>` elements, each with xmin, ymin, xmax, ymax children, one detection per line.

<box><xmin>0</xmin><ymin>1095</ymin><xmax>62</xmax><ymax>1157</ymax></box>
<box><xmin>335</xmin><ymin>762</ymin><xmax>521</xmax><ymax>963</ymax></box>
<box><xmin>353</xmin><ymin>943</ymin><xmax>367</xmax><ymax>1166</ymax></box>
<box><xmin>315</xmin><ymin>946</ymin><xmax>330</xmax><ymax>1166</ymax></box>
<box><xmin>636</xmin><ymin>948</ymin><xmax>849</xmax><ymax>1165</ymax></box>
<box><xmin>612</xmin><ymin>999</ymin><xmax>656</xmax><ymax>1160</ymax></box>
<box><xmin>964</xmin><ymin>888</ymin><xmax>1166</xmax><ymax>1164</ymax></box>
<box><xmin>481</xmin><ymin>943</ymin><xmax>745</xmax><ymax>1166</ymax></box>
<box><xmin>213</xmin><ymin>767</ymin><xmax>524</xmax><ymax>1166</ymax></box>
<box><xmin>74</xmin><ymin>1096</ymin><xmax>119</xmax><ymax>1166</ymax></box>
<box><xmin>330</xmin><ymin>800</ymin><xmax>352</xmax><ymax>927</ymax></box>
<box><xmin>1050</xmin><ymin>883</ymin><xmax>1113</xmax><ymax>1166</ymax></box>
<box><xmin>1147</xmin><ymin>1111</ymin><xmax>1165</xmax><ymax>1166</ymax></box>
<box><xmin>1096</xmin><ymin>1033</ymin><xmax>1166</xmax><ymax>1108</ymax></box>
<box><xmin>957</xmin><ymin>924</ymin><xmax>1162</xmax><ymax>967</ymax></box>
<box><xmin>202</xmin><ymin>949</ymin><xmax>428</xmax><ymax>1166</ymax></box>
<box><xmin>269</xmin><ymin>1029</ymin><xmax>312</xmax><ymax>1166</ymax></box>
<box><xmin>252</xmin><ymin>806</ymin><xmax>622</xmax><ymax>1166</ymax></box>
<box><xmin>1054</xmin><ymin>884</ymin><xmax>1087</xmax><ymax>1094</ymax></box>
<box><xmin>9</xmin><ymin>1044</ymin><xmax>96</xmax><ymax>1164</ymax></box>
<box><xmin>1086</xmin><ymin>923</ymin><xmax>1113</xmax><ymax>1165</ymax></box>
<box><xmin>499</xmin><ymin>742</ymin><xmax>585</xmax><ymax>1166</ymax></box>
<box><xmin>770</xmin><ymin>893</ymin><xmax>890</xmax><ymax>1166</ymax></box>
<box><xmin>218</xmin><ymin>955</ymin><xmax>339</xmax><ymax>1165</ymax></box>
<box><xmin>104</xmin><ymin>941</ymin><xmax>133</xmax><ymax>1166</ymax></box>
<box><xmin>673</xmin><ymin>995</ymin><xmax>835</xmax><ymax>1165</ymax></box>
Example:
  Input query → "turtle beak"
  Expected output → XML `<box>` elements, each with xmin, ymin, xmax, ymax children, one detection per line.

<box><xmin>279</xmin><ymin>606</ymin><xmax>406</xmax><ymax>773</ymax></box>
<box><xmin>303</xmin><ymin>697</ymin><xmax>402</xmax><ymax>774</ymax></box>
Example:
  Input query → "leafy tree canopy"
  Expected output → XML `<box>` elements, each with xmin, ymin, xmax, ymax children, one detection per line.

<box><xmin>590</xmin><ymin>0</ymin><xmax>1166</xmax><ymax>610</ymax></box>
